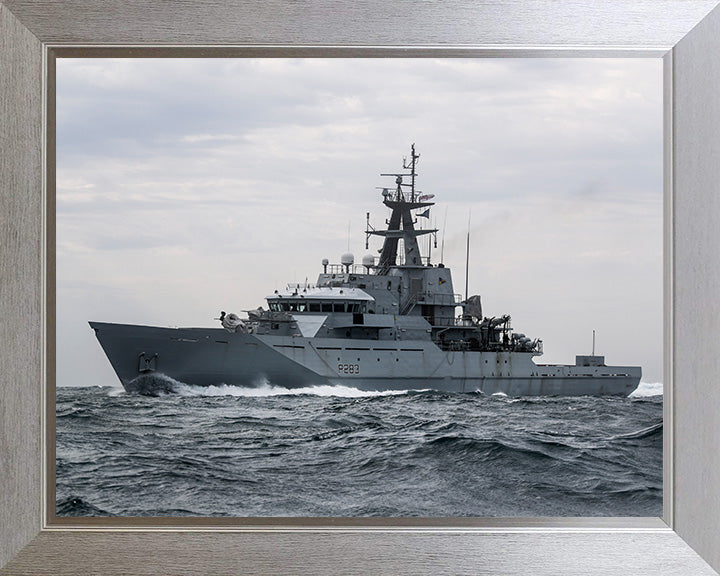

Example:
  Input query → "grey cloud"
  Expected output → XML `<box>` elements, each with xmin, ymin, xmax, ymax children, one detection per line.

<box><xmin>55</xmin><ymin>58</ymin><xmax>664</xmax><ymax>387</ymax></box>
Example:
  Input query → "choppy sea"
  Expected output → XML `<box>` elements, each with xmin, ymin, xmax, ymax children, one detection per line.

<box><xmin>56</xmin><ymin>382</ymin><xmax>663</xmax><ymax>517</ymax></box>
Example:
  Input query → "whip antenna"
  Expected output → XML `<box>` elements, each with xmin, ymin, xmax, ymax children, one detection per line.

<box><xmin>465</xmin><ymin>209</ymin><xmax>471</xmax><ymax>302</ymax></box>
<box><xmin>440</xmin><ymin>206</ymin><xmax>448</xmax><ymax>263</ymax></box>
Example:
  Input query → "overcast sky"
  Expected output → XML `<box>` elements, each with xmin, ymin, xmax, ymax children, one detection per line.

<box><xmin>56</xmin><ymin>58</ymin><xmax>663</xmax><ymax>388</ymax></box>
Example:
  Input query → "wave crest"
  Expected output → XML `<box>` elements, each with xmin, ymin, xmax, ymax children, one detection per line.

<box><xmin>124</xmin><ymin>373</ymin><xmax>410</xmax><ymax>398</ymax></box>
<box><xmin>629</xmin><ymin>382</ymin><xmax>663</xmax><ymax>397</ymax></box>
<box><xmin>175</xmin><ymin>382</ymin><xmax>410</xmax><ymax>398</ymax></box>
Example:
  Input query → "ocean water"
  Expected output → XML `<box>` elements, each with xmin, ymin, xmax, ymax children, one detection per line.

<box><xmin>56</xmin><ymin>382</ymin><xmax>662</xmax><ymax>517</ymax></box>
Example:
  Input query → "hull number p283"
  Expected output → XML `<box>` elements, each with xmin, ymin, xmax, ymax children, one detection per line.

<box><xmin>338</xmin><ymin>363</ymin><xmax>360</xmax><ymax>374</ymax></box>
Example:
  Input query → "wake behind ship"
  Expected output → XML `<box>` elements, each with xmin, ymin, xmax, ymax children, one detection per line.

<box><xmin>91</xmin><ymin>146</ymin><xmax>641</xmax><ymax>396</ymax></box>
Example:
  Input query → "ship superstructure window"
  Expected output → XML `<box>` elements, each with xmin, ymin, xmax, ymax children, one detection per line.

<box><xmin>268</xmin><ymin>299</ymin><xmax>368</xmax><ymax>313</ymax></box>
<box><xmin>266</xmin><ymin>286</ymin><xmax>374</xmax><ymax>314</ymax></box>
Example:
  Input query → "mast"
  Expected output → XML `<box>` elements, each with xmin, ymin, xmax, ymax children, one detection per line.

<box><xmin>465</xmin><ymin>225</ymin><xmax>470</xmax><ymax>302</ymax></box>
<box><xmin>367</xmin><ymin>144</ymin><xmax>437</xmax><ymax>274</ymax></box>
<box><xmin>404</xmin><ymin>143</ymin><xmax>420</xmax><ymax>203</ymax></box>
<box><xmin>465</xmin><ymin>209</ymin><xmax>471</xmax><ymax>302</ymax></box>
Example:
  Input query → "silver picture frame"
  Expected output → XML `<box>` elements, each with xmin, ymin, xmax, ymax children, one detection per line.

<box><xmin>2</xmin><ymin>1</ymin><xmax>720</xmax><ymax>574</ymax></box>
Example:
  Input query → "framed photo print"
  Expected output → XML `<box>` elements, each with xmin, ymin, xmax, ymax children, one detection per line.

<box><xmin>2</xmin><ymin>1</ymin><xmax>720</xmax><ymax>574</ymax></box>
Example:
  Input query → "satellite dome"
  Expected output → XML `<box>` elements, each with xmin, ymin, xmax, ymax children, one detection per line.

<box><xmin>362</xmin><ymin>253</ymin><xmax>375</xmax><ymax>268</ymax></box>
<box><xmin>340</xmin><ymin>252</ymin><xmax>354</xmax><ymax>266</ymax></box>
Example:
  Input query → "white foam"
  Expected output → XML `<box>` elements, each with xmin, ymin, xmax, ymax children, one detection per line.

<box><xmin>172</xmin><ymin>381</ymin><xmax>410</xmax><ymax>398</ymax></box>
<box><xmin>629</xmin><ymin>381</ymin><xmax>664</xmax><ymax>397</ymax></box>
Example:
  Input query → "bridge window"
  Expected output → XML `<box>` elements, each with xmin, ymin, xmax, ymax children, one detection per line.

<box><xmin>270</xmin><ymin>299</ymin><xmax>369</xmax><ymax>314</ymax></box>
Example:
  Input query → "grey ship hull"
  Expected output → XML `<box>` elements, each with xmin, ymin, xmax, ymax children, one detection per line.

<box><xmin>90</xmin><ymin>322</ymin><xmax>641</xmax><ymax>396</ymax></box>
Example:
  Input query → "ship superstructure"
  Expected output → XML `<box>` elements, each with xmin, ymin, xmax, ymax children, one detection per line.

<box><xmin>91</xmin><ymin>146</ymin><xmax>641</xmax><ymax>396</ymax></box>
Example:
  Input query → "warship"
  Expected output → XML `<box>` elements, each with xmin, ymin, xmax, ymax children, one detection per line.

<box><xmin>91</xmin><ymin>145</ymin><xmax>641</xmax><ymax>396</ymax></box>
